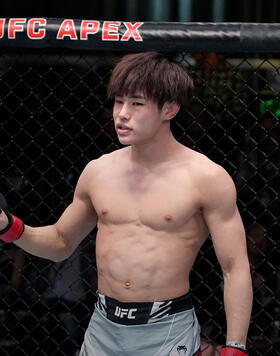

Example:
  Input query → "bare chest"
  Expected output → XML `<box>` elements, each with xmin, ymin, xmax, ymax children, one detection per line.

<box><xmin>90</xmin><ymin>169</ymin><xmax>201</xmax><ymax>230</ymax></box>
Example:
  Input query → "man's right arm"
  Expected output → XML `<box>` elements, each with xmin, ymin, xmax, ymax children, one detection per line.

<box><xmin>0</xmin><ymin>162</ymin><xmax>98</xmax><ymax>262</ymax></box>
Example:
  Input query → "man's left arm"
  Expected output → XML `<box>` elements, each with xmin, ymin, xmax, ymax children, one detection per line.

<box><xmin>201</xmin><ymin>164</ymin><xmax>253</xmax><ymax>353</ymax></box>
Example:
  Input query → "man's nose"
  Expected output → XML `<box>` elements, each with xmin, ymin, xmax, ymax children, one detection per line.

<box><xmin>118</xmin><ymin>103</ymin><xmax>131</xmax><ymax>120</ymax></box>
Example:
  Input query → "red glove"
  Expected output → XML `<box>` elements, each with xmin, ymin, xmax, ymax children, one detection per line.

<box><xmin>0</xmin><ymin>193</ymin><xmax>24</xmax><ymax>243</ymax></box>
<box><xmin>220</xmin><ymin>346</ymin><xmax>248</xmax><ymax>355</ymax></box>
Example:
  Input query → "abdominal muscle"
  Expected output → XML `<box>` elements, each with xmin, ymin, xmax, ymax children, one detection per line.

<box><xmin>96</xmin><ymin>223</ymin><xmax>206</xmax><ymax>302</ymax></box>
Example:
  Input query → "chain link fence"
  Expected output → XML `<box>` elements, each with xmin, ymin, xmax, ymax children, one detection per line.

<box><xmin>0</xmin><ymin>25</ymin><xmax>279</xmax><ymax>356</ymax></box>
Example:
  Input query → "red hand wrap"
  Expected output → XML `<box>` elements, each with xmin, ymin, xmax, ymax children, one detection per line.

<box><xmin>221</xmin><ymin>347</ymin><xmax>248</xmax><ymax>355</ymax></box>
<box><xmin>0</xmin><ymin>214</ymin><xmax>24</xmax><ymax>243</ymax></box>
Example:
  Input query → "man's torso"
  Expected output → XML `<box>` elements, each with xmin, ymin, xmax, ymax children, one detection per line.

<box><xmin>88</xmin><ymin>146</ymin><xmax>211</xmax><ymax>302</ymax></box>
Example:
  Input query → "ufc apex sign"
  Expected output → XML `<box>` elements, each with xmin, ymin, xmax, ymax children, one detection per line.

<box><xmin>0</xmin><ymin>18</ymin><xmax>144</xmax><ymax>41</ymax></box>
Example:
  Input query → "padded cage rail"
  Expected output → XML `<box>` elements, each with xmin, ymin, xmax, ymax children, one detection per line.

<box><xmin>1</xmin><ymin>19</ymin><xmax>280</xmax><ymax>52</ymax></box>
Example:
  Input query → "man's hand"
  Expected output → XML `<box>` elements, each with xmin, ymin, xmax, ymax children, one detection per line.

<box><xmin>0</xmin><ymin>209</ymin><xmax>9</xmax><ymax>232</ymax></box>
<box><xmin>0</xmin><ymin>193</ymin><xmax>24</xmax><ymax>243</ymax></box>
<box><xmin>0</xmin><ymin>193</ymin><xmax>9</xmax><ymax>230</ymax></box>
<box><xmin>221</xmin><ymin>346</ymin><xmax>248</xmax><ymax>355</ymax></box>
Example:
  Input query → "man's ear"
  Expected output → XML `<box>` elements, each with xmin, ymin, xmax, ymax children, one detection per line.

<box><xmin>162</xmin><ymin>102</ymin><xmax>180</xmax><ymax>121</ymax></box>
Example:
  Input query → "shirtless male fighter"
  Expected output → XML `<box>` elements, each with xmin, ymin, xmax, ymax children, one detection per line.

<box><xmin>0</xmin><ymin>52</ymin><xmax>252</xmax><ymax>355</ymax></box>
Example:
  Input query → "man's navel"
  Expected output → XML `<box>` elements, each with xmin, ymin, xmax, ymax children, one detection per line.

<box><xmin>123</xmin><ymin>280</ymin><xmax>132</xmax><ymax>289</ymax></box>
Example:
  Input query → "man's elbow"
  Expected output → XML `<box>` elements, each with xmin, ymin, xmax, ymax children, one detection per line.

<box><xmin>51</xmin><ymin>251</ymin><xmax>71</xmax><ymax>263</ymax></box>
<box><xmin>222</xmin><ymin>258</ymin><xmax>251</xmax><ymax>280</ymax></box>
<box><xmin>51</xmin><ymin>232</ymin><xmax>75</xmax><ymax>262</ymax></box>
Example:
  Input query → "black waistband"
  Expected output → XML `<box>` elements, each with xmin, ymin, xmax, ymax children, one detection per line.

<box><xmin>96</xmin><ymin>292</ymin><xmax>193</xmax><ymax>325</ymax></box>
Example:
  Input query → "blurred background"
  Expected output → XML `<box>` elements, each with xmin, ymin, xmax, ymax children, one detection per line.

<box><xmin>0</xmin><ymin>0</ymin><xmax>280</xmax><ymax>22</ymax></box>
<box><xmin>0</xmin><ymin>2</ymin><xmax>279</xmax><ymax>356</ymax></box>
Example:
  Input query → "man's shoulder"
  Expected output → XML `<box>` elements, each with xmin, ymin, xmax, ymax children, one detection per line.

<box><xmin>190</xmin><ymin>154</ymin><xmax>236</xmax><ymax>207</ymax></box>
<box><xmin>97</xmin><ymin>147</ymin><xmax>128</xmax><ymax>164</ymax></box>
<box><xmin>186</xmin><ymin>148</ymin><xmax>218</xmax><ymax>172</ymax></box>
<box><xmin>83</xmin><ymin>147</ymin><xmax>128</xmax><ymax>171</ymax></box>
<box><xmin>186</xmin><ymin>149</ymin><xmax>233</xmax><ymax>189</ymax></box>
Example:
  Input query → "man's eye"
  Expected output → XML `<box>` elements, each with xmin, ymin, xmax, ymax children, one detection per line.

<box><xmin>133</xmin><ymin>102</ymin><xmax>144</xmax><ymax>106</ymax></box>
<box><xmin>115</xmin><ymin>99</ymin><xmax>123</xmax><ymax>104</ymax></box>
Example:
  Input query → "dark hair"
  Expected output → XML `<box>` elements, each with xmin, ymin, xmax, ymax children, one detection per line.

<box><xmin>107</xmin><ymin>52</ymin><xmax>193</xmax><ymax>109</ymax></box>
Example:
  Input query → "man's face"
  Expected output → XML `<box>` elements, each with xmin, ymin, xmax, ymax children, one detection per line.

<box><xmin>113</xmin><ymin>93</ymin><xmax>164</xmax><ymax>146</ymax></box>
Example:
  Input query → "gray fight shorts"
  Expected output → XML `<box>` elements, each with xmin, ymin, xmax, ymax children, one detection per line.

<box><xmin>79</xmin><ymin>292</ymin><xmax>201</xmax><ymax>356</ymax></box>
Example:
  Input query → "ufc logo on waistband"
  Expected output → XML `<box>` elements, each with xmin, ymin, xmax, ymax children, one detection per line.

<box><xmin>114</xmin><ymin>306</ymin><xmax>137</xmax><ymax>319</ymax></box>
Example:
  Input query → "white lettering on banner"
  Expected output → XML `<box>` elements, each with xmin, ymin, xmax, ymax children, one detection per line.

<box><xmin>114</xmin><ymin>306</ymin><xmax>137</xmax><ymax>319</ymax></box>
<box><xmin>0</xmin><ymin>18</ymin><xmax>144</xmax><ymax>42</ymax></box>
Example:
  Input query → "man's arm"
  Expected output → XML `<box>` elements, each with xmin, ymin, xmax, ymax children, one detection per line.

<box><xmin>0</xmin><ymin>162</ymin><xmax>98</xmax><ymax>262</ymax></box>
<box><xmin>200</xmin><ymin>163</ymin><xmax>253</xmax><ymax>346</ymax></box>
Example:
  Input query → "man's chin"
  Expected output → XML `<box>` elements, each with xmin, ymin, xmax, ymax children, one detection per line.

<box><xmin>118</xmin><ymin>137</ymin><xmax>133</xmax><ymax>146</ymax></box>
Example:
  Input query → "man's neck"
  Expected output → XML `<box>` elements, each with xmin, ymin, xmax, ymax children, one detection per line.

<box><xmin>129</xmin><ymin>132</ymin><xmax>181</xmax><ymax>168</ymax></box>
